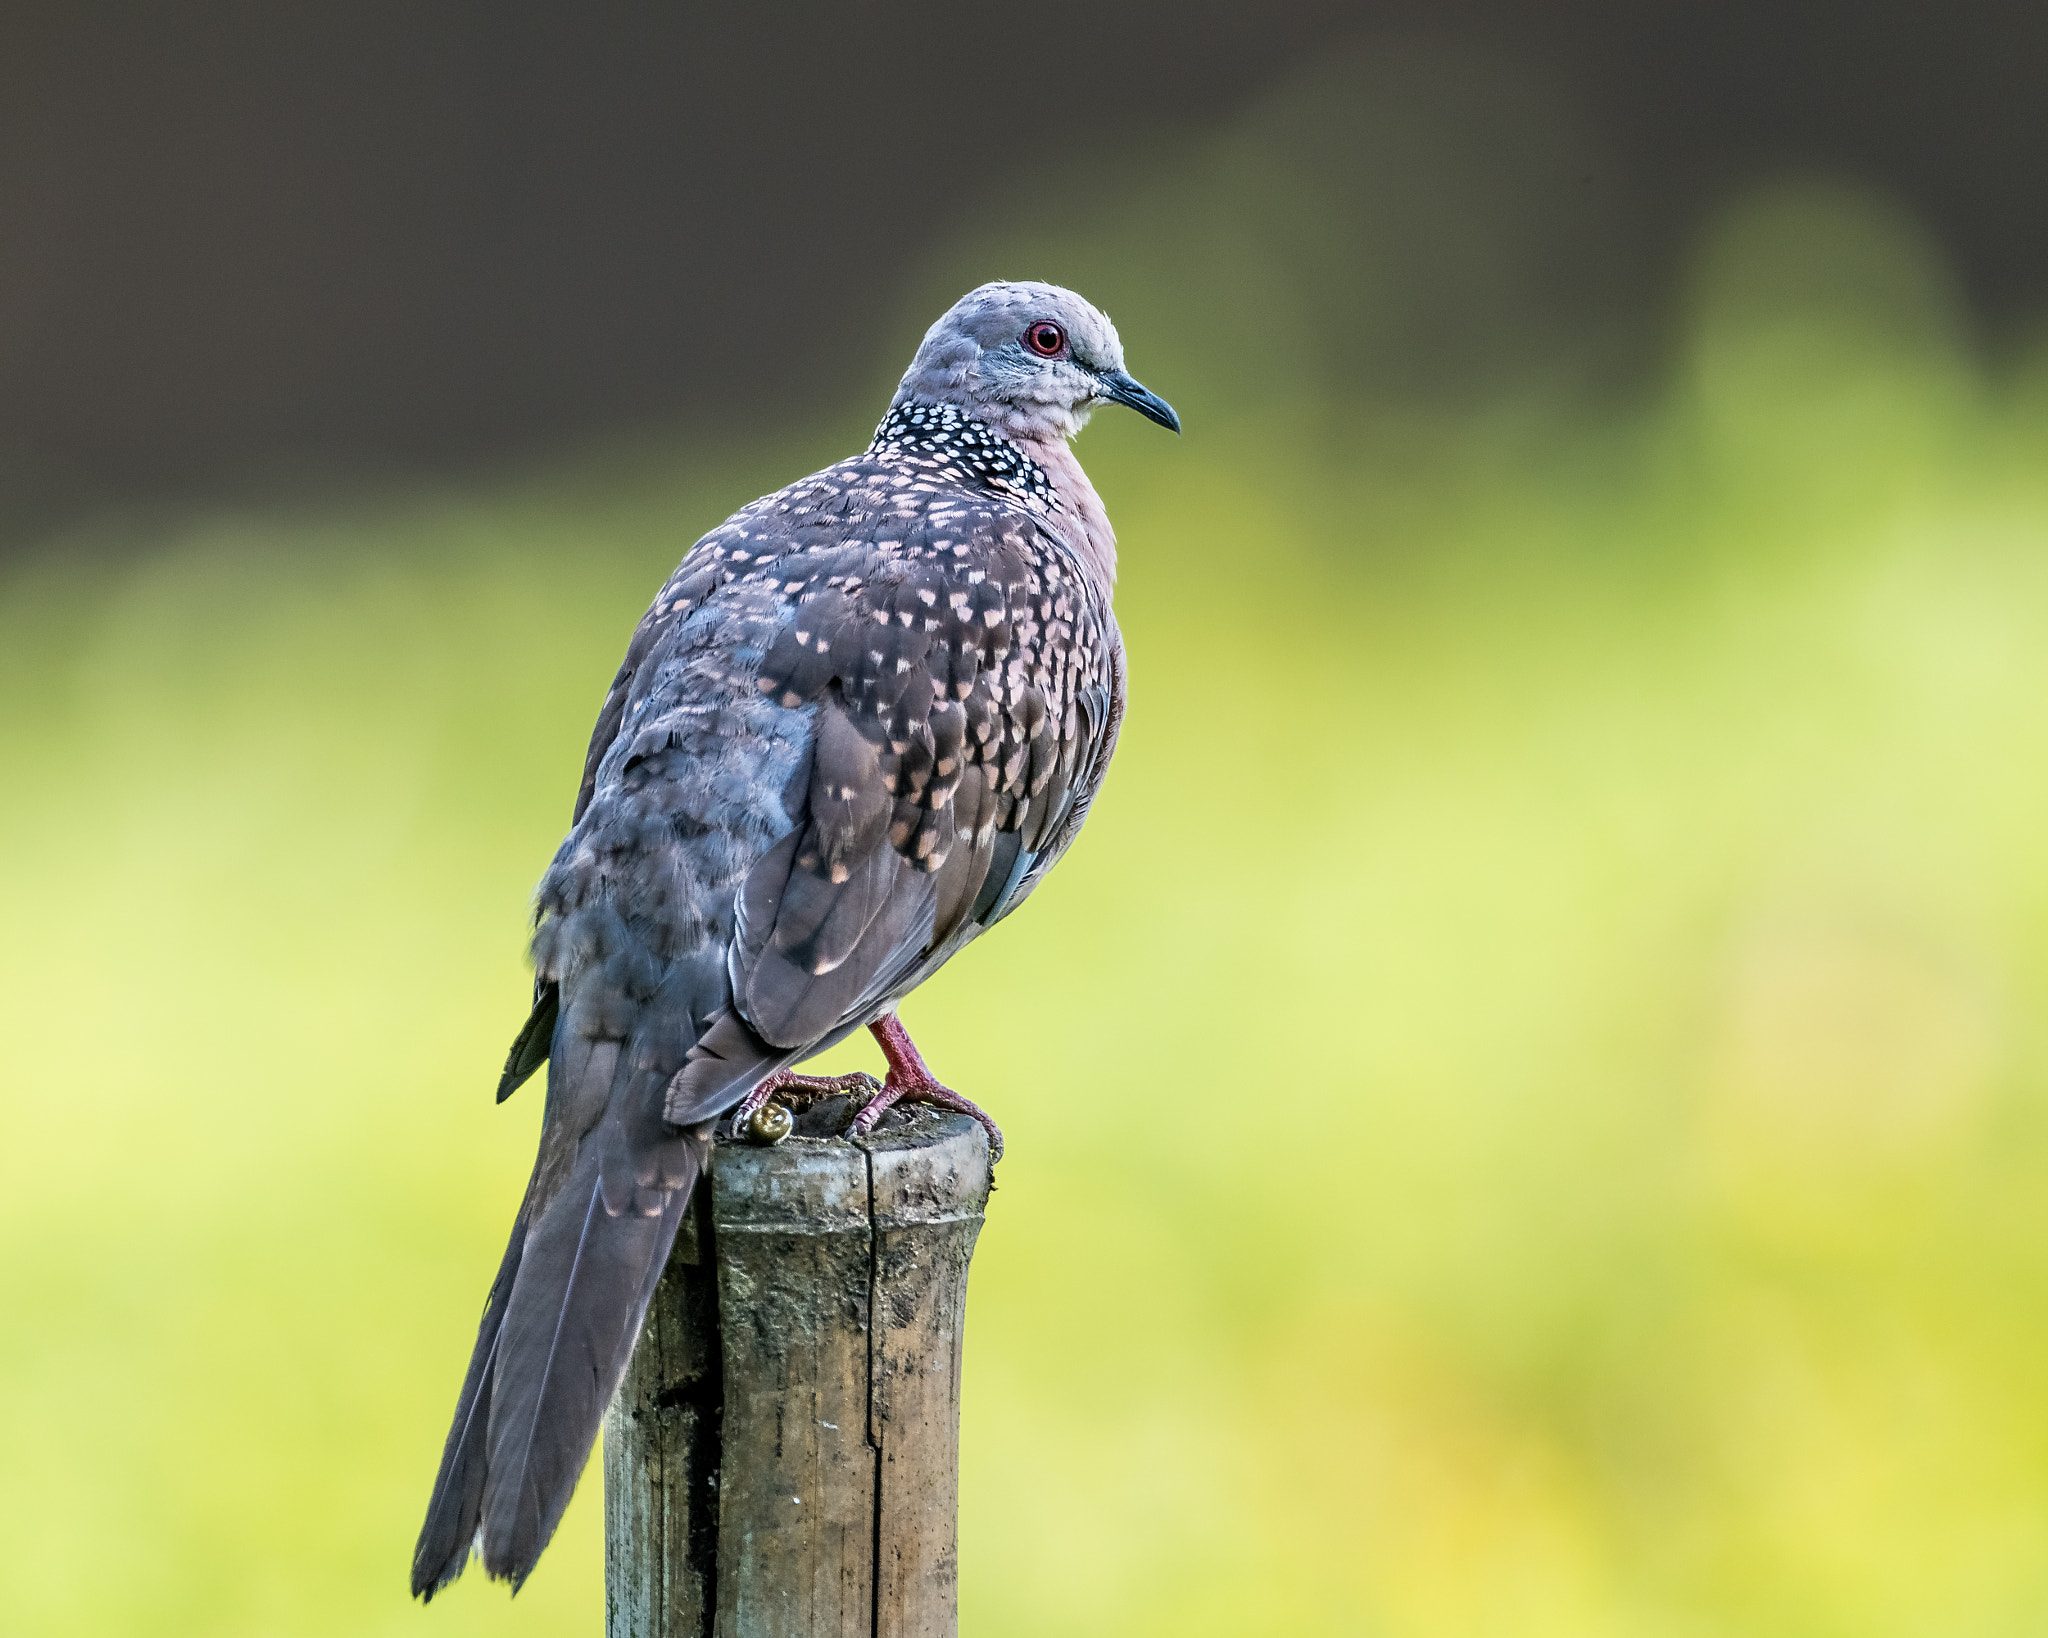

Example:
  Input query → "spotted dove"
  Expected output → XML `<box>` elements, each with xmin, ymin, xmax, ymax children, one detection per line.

<box><xmin>411</xmin><ymin>281</ymin><xmax>1178</xmax><ymax>1596</ymax></box>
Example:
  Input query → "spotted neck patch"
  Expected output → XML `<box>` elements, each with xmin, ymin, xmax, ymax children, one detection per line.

<box><xmin>868</xmin><ymin>400</ymin><xmax>1061</xmax><ymax>512</ymax></box>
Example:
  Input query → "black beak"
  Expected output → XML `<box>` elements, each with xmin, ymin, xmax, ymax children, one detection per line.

<box><xmin>1098</xmin><ymin>370</ymin><xmax>1182</xmax><ymax>433</ymax></box>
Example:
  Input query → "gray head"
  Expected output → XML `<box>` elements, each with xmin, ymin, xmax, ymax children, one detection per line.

<box><xmin>893</xmin><ymin>281</ymin><xmax>1180</xmax><ymax>446</ymax></box>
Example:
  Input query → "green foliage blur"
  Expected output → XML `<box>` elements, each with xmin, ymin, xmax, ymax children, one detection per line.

<box><xmin>9</xmin><ymin>48</ymin><xmax>2048</xmax><ymax>1637</ymax></box>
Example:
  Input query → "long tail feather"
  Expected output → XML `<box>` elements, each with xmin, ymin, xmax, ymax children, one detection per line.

<box><xmin>411</xmin><ymin>1200</ymin><xmax>529</xmax><ymax>1598</ymax></box>
<box><xmin>418</xmin><ymin>967</ymin><xmax>759</xmax><ymax>1596</ymax></box>
<box><xmin>476</xmin><ymin>1130</ymin><xmax>701</xmax><ymax>1589</ymax></box>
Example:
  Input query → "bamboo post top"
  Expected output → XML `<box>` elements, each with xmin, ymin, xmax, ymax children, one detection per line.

<box><xmin>606</xmin><ymin>1107</ymin><xmax>992</xmax><ymax>1638</ymax></box>
<box><xmin>710</xmin><ymin>1109</ymin><xmax>991</xmax><ymax>1233</ymax></box>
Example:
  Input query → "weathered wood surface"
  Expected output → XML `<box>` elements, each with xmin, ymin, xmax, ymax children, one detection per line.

<box><xmin>605</xmin><ymin>1107</ymin><xmax>991</xmax><ymax>1638</ymax></box>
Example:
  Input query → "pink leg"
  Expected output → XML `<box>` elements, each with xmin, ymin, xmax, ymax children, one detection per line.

<box><xmin>848</xmin><ymin>1013</ymin><xmax>1004</xmax><ymax>1161</ymax></box>
<box><xmin>730</xmin><ymin>1067</ymin><xmax>881</xmax><ymax>1144</ymax></box>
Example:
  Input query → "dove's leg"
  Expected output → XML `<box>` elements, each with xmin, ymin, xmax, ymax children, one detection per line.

<box><xmin>729</xmin><ymin>1068</ymin><xmax>882</xmax><ymax>1141</ymax></box>
<box><xmin>848</xmin><ymin>1012</ymin><xmax>1004</xmax><ymax>1161</ymax></box>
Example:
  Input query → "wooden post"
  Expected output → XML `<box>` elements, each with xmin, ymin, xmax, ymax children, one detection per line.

<box><xmin>603</xmin><ymin>1106</ymin><xmax>992</xmax><ymax>1638</ymax></box>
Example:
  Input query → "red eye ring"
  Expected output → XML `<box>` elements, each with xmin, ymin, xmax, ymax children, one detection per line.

<box><xmin>1024</xmin><ymin>322</ymin><xmax>1066</xmax><ymax>358</ymax></box>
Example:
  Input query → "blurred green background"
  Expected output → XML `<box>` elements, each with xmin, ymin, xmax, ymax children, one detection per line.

<box><xmin>11</xmin><ymin>17</ymin><xmax>2048</xmax><ymax>1638</ymax></box>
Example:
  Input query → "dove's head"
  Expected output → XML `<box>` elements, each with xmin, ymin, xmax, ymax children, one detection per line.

<box><xmin>893</xmin><ymin>281</ymin><xmax>1180</xmax><ymax>446</ymax></box>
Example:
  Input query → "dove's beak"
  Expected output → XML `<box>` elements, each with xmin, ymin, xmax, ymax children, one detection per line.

<box><xmin>1098</xmin><ymin>371</ymin><xmax>1181</xmax><ymax>433</ymax></box>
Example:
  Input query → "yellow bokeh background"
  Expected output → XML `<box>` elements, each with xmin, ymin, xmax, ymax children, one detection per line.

<box><xmin>8</xmin><ymin>52</ymin><xmax>2048</xmax><ymax>1637</ymax></box>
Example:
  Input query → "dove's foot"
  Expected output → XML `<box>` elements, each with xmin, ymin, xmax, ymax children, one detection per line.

<box><xmin>730</xmin><ymin>1068</ymin><xmax>881</xmax><ymax>1145</ymax></box>
<box><xmin>849</xmin><ymin>1013</ymin><xmax>1004</xmax><ymax>1161</ymax></box>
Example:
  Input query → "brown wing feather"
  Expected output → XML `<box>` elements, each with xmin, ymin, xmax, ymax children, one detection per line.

<box><xmin>723</xmin><ymin>505</ymin><xmax>1115</xmax><ymax>1055</ymax></box>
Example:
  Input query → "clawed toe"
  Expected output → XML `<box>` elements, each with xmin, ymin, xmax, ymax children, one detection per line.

<box><xmin>847</xmin><ymin>1077</ymin><xmax>1004</xmax><ymax>1161</ymax></box>
<box><xmin>729</xmin><ymin>1024</ymin><xmax>1004</xmax><ymax>1163</ymax></box>
<box><xmin>856</xmin><ymin>1014</ymin><xmax>1005</xmax><ymax>1160</ymax></box>
<box><xmin>731</xmin><ymin>1068</ymin><xmax>883</xmax><ymax>1145</ymax></box>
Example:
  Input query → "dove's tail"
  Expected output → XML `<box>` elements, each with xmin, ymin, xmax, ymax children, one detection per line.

<box><xmin>411</xmin><ymin>1184</ymin><xmax>532</xmax><ymax>1598</ymax></box>
<box><xmin>411</xmin><ymin>978</ymin><xmax>775</xmax><ymax>1595</ymax></box>
<box><xmin>412</xmin><ymin>903</ymin><xmax>797</xmax><ymax>1598</ymax></box>
<box><xmin>412</xmin><ymin>1106</ymin><xmax>708</xmax><ymax>1598</ymax></box>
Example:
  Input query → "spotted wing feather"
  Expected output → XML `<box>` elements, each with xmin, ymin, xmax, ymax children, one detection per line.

<box><xmin>717</xmin><ymin>501</ymin><xmax>1115</xmax><ymax>1061</ymax></box>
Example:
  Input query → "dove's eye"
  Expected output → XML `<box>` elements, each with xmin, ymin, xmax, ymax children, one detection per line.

<box><xmin>1024</xmin><ymin>323</ymin><xmax>1066</xmax><ymax>358</ymax></box>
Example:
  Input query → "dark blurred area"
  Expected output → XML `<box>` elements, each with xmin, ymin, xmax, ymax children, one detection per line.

<box><xmin>3</xmin><ymin>0</ymin><xmax>2046</xmax><ymax>523</ymax></box>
